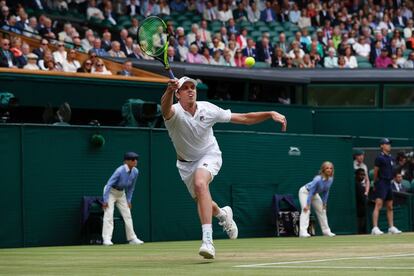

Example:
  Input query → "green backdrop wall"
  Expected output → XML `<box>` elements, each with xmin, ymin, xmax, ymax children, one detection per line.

<box><xmin>1</xmin><ymin>124</ymin><xmax>360</xmax><ymax>248</ymax></box>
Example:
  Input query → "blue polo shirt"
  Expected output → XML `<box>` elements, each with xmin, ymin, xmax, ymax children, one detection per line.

<box><xmin>374</xmin><ymin>152</ymin><xmax>394</xmax><ymax>181</ymax></box>
<box><xmin>103</xmin><ymin>164</ymin><xmax>139</xmax><ymax>203</ymax></box>
<box><xmin>305</xmin><ymin>175</ymin><xmax>333</xmax><ymax>206</ymax></box>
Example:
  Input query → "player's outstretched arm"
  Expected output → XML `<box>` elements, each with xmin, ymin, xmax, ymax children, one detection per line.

<box><xmin>161</xmin><ymin>79</ymin><xmax>178</xmax><ymax>120</ymax></box>
<box><xmin>230</xmin><ymin>111</ymin><xmax>287</xmax><ymax>131</ymax></box>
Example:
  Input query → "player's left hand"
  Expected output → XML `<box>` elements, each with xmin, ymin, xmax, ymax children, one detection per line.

<box><xmin>128</xmin><ymin>203</ymin><xmax>132</xmax><ymax>209</ymax></box>
<box><xmin>271</xmin><ymin>111</ymin><xmax>287</xmax><ymax>132</ymax></box>
<box><xmin>323</xmin><ymin>204</ymin><xmax>327</xmax><ymax>210</ymax></box>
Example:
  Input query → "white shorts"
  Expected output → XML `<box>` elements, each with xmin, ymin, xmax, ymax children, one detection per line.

<box><xmin>176</xmin><ymin>152</ymin><xmax>222</xmax><ymax>199</ymax></box>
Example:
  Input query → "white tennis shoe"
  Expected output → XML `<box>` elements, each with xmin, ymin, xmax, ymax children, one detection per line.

<box><xmin>371</xmin><ymin>226</ymin><xmax>384</xmax><ymax>235</ymax></box>
<box><xmin>129</xmin><ymin>238</ymin><xmax>144</xmax><ymax>245</ymax></box>
<box><xmin>219</xmin><ymin>206</ymin><xmax>238</xmax><ymax>239</ymax></box>
<box><xmin>323</xmin><ymin>231</ymin><xmax>336</xmax><ymax>237</ymax></box>
<box><xmin>388</xmin><ymin>226</ymin><xmax>402</xmax><ymax>234</ymax></box>
<box><xmin>299</xmin><ymin>232</ymin><xmax>311</xmax><ymax>238</ymax></box>
<box><xmin>103</xmin><ymin>240</ymin><xmax>113</xmax><ymax>246</ymax></box>
<box><xmin>199</xmin><ymin>242</ymin><xmax>215</xmax><ymax>259</ymax></box>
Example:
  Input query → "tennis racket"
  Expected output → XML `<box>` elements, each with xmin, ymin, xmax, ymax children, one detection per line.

<box><xmin>137</xmin><ymin>16</ymin><xmax>175</xmax><ymax>79</ymax></box>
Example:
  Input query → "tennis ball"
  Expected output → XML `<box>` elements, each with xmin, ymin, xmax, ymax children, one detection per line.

<box><xmin>245</xmin><ymin>57</ymin><xmax>255</xmax><ymax>68</ymax></box>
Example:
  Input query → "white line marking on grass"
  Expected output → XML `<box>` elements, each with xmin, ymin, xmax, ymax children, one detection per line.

<box><xmin>251</xmin><ymin>266</ymin><xmax>414</xmax><ymax>270</ymax></box>
<box><xmin>234</xmin><ymin>253</ymin><xmax>414</xmax><ymax>268</ymax></box>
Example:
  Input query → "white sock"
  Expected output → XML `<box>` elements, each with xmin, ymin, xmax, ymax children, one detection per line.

<box><xmin>215</xmin><ymin>208</ymin><xmax>226</xmax><ymax>222</ymax></box>
<box><xmin>202</xmin><ymin>224</ymin><xmax>213</xmax><ymax>243</ymax></box>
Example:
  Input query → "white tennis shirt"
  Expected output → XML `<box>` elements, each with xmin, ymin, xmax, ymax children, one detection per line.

<box><xmin>164</xmin><ymin>101</ymin><xmax>232</xmax><ymax>161</ymax></box>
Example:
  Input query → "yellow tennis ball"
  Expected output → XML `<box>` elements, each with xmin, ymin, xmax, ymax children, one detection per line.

<box><xmin>245</xmin><ymin>57</ymin><xmax>255</xmax><ymax>68</ymax></box>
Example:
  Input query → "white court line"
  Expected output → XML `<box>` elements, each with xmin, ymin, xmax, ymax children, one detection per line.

<box><xmin>250</xmin><ymin>266</ymin><xmax>414</xmax><ymax>270</ymax></box>
<box><xmin>234</xmin><ymin>253</ymin><xmax>414</xmax><ymax>268</ymax></box>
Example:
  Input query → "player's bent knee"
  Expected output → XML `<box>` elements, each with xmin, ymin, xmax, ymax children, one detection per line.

<box><xmin>194</xmin><ymin>181</ymin><xmax>208</xmax><ymax>195</ymax></box>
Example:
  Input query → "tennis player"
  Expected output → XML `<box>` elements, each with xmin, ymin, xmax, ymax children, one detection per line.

<box><xmin>161</xmin><ymin>76</ymin><xmax>287</xmax><ymax>259</ymax></box>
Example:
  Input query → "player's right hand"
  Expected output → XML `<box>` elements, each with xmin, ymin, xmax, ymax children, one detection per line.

<box><xmin>166</xmin><ymin>79</ymin><xmax>179</xmax><ymax>92</ymax></box>
<box><xmin>303</xmin><ymin>205</ymin><xmax>310</xmax><ymax>212</ymax></box>
<box><xmin>102</xmin><ymin>203</ymin><xmax>108</xmax><ymax>210</ymax></box>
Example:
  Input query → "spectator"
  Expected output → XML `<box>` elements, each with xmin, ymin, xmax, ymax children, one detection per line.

<box><xmin>123</xmin><ymin>37</ymin><xmax>134</xmax><ymax>56</ymax></box>
<box><xmin>103</xmin><ymin>0</ymin><xmax>118</xmax><ymax>25</ymax></box>
<box><xmin>301</xmin><ymin>54</ymin><xmax>315</xmax><ymax>68</ymax></box>
<box><xmin>242</xmin><ymin>38</ymin><xmax>256</xmax><ymax>58</ymax></box>
<box><xmin>232</xmin><ymin>2</ymin><xmax>247</xmax><ymax>22</ymax></box>
<box><xmin>2</xmin><ymin>15</ymin><xmax>22</xmax><ymax>34</ymax></box>
<box><xmin>233</xmin><ymin>48</ymin><xmax>245</xmax><ymax>68</ymax></box>
<box><xmin>58</xmin><ymin>23</ymin><xmax>73</xmax><ymax>43</ymax></box>
<box><xmin>393</xmin><ymin>8</ymin><xmax>407</xmax><ymax>29</ymax></box>
<box><xmin>126</xmin><ymin>0</ymin><xmax>140</xmax><ymax>17</ymax></box>
<box><xmin>370</xmin><ymin>40</ymin><xmax>383</xmax><ymax>64</ymax></box>
<box><xmin>388</xmin><ymin>39</ymin><xmax>399</xmax><ymax>56</ymax></box>
<box><xmin>203</xmin><ymin>1</ymin><xmax>218</xmax><ymax>21</ymax></box>
<box><xmin>260</xmin><ymin>1</ymin><xmax>276</xmax><ymax>23</ymax></box>
<box><xmin>15</xmin><ymin>11</ymin><xmax>29</xmax><ymax>32</ymax></box>
<box><xmin>186</xmin><ymin>44</ymin><xmax>203</xmax><ymax>64</ymax></box>
<box><xmin>337</xmin><ymin>55</ymin><xmax>348</xmax><ymax>68</ymax></box>
<box><xmin>200</xmin><ymin>46</ymin><xmax>213</xmax><ymax>65</ymax></box>
<box><xmin>45</xmin><ymin>59</ymin><xmax>61</xmax><ymax>71</ymax></box>
<box><xmin>39</xmin><ymin>17</ymin><xmax>56</xmax><ymax>40</ymax></box>
<box><xmin>324</xmin><ymin>48</ymin><xmax>338</xmax><ymax>68</ymax></box>
<box><xmin>404</xmin><ymin>19</ymin><xmax>414</xmax><ymax>39</ymax></box>
<box><xmin>170</xmin><ymin>0</ymin><xmax>187</xmax><ymax>13</ymax></box>
<box><xmin>90</xmin><ymin>38</ymin><xmax>108</xmax><ymax>57</ymax></box>
<box><xmin>23</xmin><ymin>16</ymin><xmax>41</xmax><ymax>39</ymax></box>
<box><xmin>166</xmin><ymin>46</ymin><xmax>180</xmax><ymax>63</ymax></box>
<box><xmin>285</xmin><ymin>56</ymin><xmax>295</xmax><ymax>68</ymax></box>
<box><xmin>210</xmin><ymin>50</ymin><xmax>224</xmax><ymax>66</ymax></box>
<box><xmin>227</xmin><ymin>18</ymin><xmax>238</xmax><ymax>35</ymax></box>
<box><xmin>101</xmin><ymin>31</ymin><xmax>112</xmax><ymax>52</ymax></box>
<box><xmin>9</xmin><ymin>37</ymin><xmax>24</xmax><ymax>68</ymax></box>
<box><xmin>186</xmin><ymin>23</ymin><xmax>199</xmax><ymax>46</ymax></box>
<box><xmin>256</xmin><ymin>36</ymin><xmax>273</xmax><ymax>64</ymax></box>
<box><xmin>344</xmin><ymin>46</ymin><xmax>358</xmax><ymax>68</ymax></box>
<box><xmin>392</xmin><ymin>29</ymin><xmax>406</xmax><ymax>50</ymax></box>
<box><xmin>355</xmin><ymin>168</ymin><xmax>367</xmax><ymax>234</ymax></box>
<box><xmin>246</xmin><ymin>1</ymin><xmax>260</xmax><ymax>23</ymax></box>
<box><xmin>18</xmin><ymin>42</ymin><xmax>30</xmax><ymax>68</ymax></box>
<box><xmin>375</xmin><ymin>48</ymin><xmax>392</xmax><ymax>68</ymax></box>
<box><xmin>353</xmin><ymin>149</ymin><xmax>370</xmax><ymax>196</ymax></box>
<box><xmin>377</xmin><ymin>14</ymin><xmax>395</xmax><ymax>34</ymax></box>
<box><xmin>271</xmin><ymin>47</ymin><xmax>286</xmax><ymax>68</ymax></box>
<box><xmin>62</xmin><ymin>49</ymin><xmax>80</xmax><ymax>73</ymax></box>
<box><xmin>52</xmin><ymin>41</ymin><xmax>67</xmax><ymax>67</ymax></box>
<box><xmin>141</xmin><ymin>0</ymin><xmax>160</xmax><ymax>17</ymax></box>
<box><xmin>87</xmin><ymin>0</ymin><xmax>104</xmax><ymax>20</ymax></box>
<box><xmin>128</xmin><ymin>17</ymin><xmax>139</xmax><ymax>37</ymax></box>
<box><xmin>288</xmin><ymin>41</ymin><xmax>304</xmax><ymax>59</ymax></box>
<box><xmin>218</xmin><ymin>3</ymin><xmax>233</xmax><ymax>23</ymax></box>
<box><xmin>395</xmin><ymin>152</ymin><xmax>412</xmax><ymax>181</ymax></box>
<box><xmin>0</xmin><ymin>38</ymin><xmax>17</xmax><ymax>68</ymax></box>
<box><xmin>353</xmin><ymin>36</ymin><xmax>371</xmax><ymax>59</ymax></box>
<box><xmin>275</xmin><ymin>33</ymin><xmax>288</xmax><ymax>54</ymax></box>
<box><xmin>198</xmin><ymin>20</ymin><xmax>212</xmax><ymax>45</ymax></box>
<box><xmin>300</xmin><ymin>28</ymin><xmax>312</xmax><ymax>48</ymax></box>
<box><xmin>38</xmin><ymin>50</ymin><xmax>53</xmax><ymax>70</ymax></box>
<box><xmin>159</xmin><ymin>0</ymin><xmax>170</xmax><ymax>15</ymax></box>
<box><xmin>23</xmin><ymin>53</ymin><xmax>39</xmax><ymax>70</ymax></box>
<box><xmin>219</xmin><ymin>27</ymin><xmax>229</xmax><ymax>46</ymax></box>
<box><xmin>92</xmin><ymin>58</ymin><xmax>111</xmax><ymax>75</ymax></box>
<box><xmin>77</xmin><ymin>59</ymin><xmax>93</xmax><ymax>73</ymax></box>
<box><xmin>176</xmin><ymin>35</ymin><xmax>189</xmax><ymax>62</ymax></box>
<box><xmin>222</xmin><ymin>48</ymin><xmax>236</xmax><ymax>66</ymax></box>
<box><xmin>392</xmin><ymin>172</ymin><xmax>408</xmax><ymax>192</ymax></box>
<box><xmin>396</xmin><ymin>48</ymin><xmax>407</xmax><ymax>67</ymax></box>
<box><xmin>117</xmin><ymin>60</ymin><xmax>134</xmax><ymax>76</ymax></box>
<box><xmin>128</xmin><ymin>44</ymin><xmax>145</xmax><ymax>60</ymax></box>
<box><xmin>108</xmin><ymin>41</ymin><xmax>126</xmax><ymax>58</ymax></box>
<box><xmin>298</xmin><ymin>8</ymin><xmax>311</xmax><ymax>30</ymax></box>
<box><xmin>81</xmin><ymin>29</ymin><xmax>95</xmax><ymax>53</ymax></box>
<box><xmin>289</xmin><ymin>3</ymin><xmax>300</xmax><ymax>24</ymax></box>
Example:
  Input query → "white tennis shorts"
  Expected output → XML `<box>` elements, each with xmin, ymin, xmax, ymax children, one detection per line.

<box><xmin>176</xmin><ymin>152</ymin><xmax>222</xmax><ymax>198</ymax></box>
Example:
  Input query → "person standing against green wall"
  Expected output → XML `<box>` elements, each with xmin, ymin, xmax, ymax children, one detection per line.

<box><xmin>161</xmin><ymin>76</ymin><xmax>287</xmax><ymax>259</ymax></box>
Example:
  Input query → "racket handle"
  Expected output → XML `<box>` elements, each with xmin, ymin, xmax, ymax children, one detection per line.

<box><xmin>167</xmin><ymin>69</ymin><xmax>175</xmax><ymax>79</ymax></box>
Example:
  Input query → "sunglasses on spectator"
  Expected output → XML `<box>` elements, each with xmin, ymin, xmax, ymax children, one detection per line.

<box><xmin>41</xmin><ymin>43</ymin><xmax>48</xmax><ymax>45</ymax></box>
<box><xmin>58</xmin><ymin>44</ymin><xmax>64</xmax><ymax>47</ymax></box>
<box><xmin>3</xmin><ymin>43</ymin><xmax>9</xmax><ymax>46</ymax></box>
<box><xmin>96</xmin><ymin>64</ymin><xmax>104</xmax><ymax>67</ymax></box>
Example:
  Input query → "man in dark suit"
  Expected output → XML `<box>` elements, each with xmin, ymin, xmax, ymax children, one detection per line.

<box><xmin>166</xmin><ymin>46</ymin><xmax>180</xmax><ymax>63</ymax></box>
<box><xmin>242</xmin><ymin>38</ymin><xmax>256</xmax><ymax>58</ymax></box>
<box><xmin>126</xmin><ymin>0</ymin><xmax>140</xmax><ymax>17</ymax></box>
<box><xmin>117</xmin><ymin>60</ymin><xmax>134</xmax><ymax>76</ymax></box>
<box><xmin>392</xmin><ymin>172</ymin><xmax>408</xmax><ymax>192</ymax></box>
<box><xmin>24</xmin><ymin>0</ymin><xmax>50</xmax><ymax>11</ymax></box>
<box><xmin>0</xmin><ymin>38</ymin><xmax>18</xmax><ymax>68</ymax></box>
<box><xmin>370</xmin><ymin>40</ymin><xmax>383</xmax><ymax>64</ymax></box>
<box><xmin>255</xmin><ymin>35</ymin><xmax>273</xmax><ymax>64</ymax></box>
<box><xmin>260</xmin><ymin>1</ymin><xmax>276</xmax><ymax>23</ymax></box>
<box><xmin>33</xmin><ymin>38</ymin><xmax>49</xmax><ymax>60</ymax></box>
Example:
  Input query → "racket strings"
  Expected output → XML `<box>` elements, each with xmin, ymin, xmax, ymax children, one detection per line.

<box><xmin>138</xmin><ymin>17</ymin><xmax>167</xmax><ymax>57</ymax></box>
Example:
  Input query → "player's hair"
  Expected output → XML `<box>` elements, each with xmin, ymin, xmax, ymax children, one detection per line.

<box><xmin>319</xmin><ymin>161</ymin><xmax>334</xmax><ymax>179</ymax></box>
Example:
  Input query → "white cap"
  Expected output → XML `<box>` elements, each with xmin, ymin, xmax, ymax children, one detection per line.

<box><xmin>177</xmin><ymin>76</ymin><xmax>197</xmax><ymax>90</ymax></box>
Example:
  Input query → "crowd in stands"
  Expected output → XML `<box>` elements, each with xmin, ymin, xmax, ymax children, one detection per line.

<box><xmin>1</xmin><ymin>0</ymin><xmax>414</xmax><ymax>71</ymax></box>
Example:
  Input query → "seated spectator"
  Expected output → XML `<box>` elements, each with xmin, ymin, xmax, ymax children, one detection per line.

<box><xmin>18</xmin><ymin>43</ymin><xmax>31</xmax><ymax>68</ymax></box>
<box><xmin>375</xmin><ymin>48</ymin><xmax>392</xmax><ymax>68</ymax></box>
<box><xmin>176</xmin><ymin>35</ymin><xmax>189</xmax><ymax>62</ymax></box>
<box><xmin>77</xmin><ymin>59</ymin><xmax>93</xmax><ymax>73</ymax></box>
<box><xmin>285</xmin><ymin>56</ymin><xmax>296</xmax><ymax>68</ymax></box>
<box><xmin>393</xmin><ymin>8</ymin><xmax>407</xmax><ymax>29</ymax></box>
<box><xmin>126</xmin><ymin>0</ymin><xmax>140</xmax><ymax>17</ymax></box>
<box><xmin>337</xmin><ymin>56</ymin><xmax>349</xmax><ymax>68</ymax></box>
<box><xmin>198</xmin><ymin>20</ymin><xmax>212</xmax><ymax>46</ymax></box>
<box><xmin>23</xmin><ymin>53</ymin><xmax>39</xmax><ymax>70</ymax></box>
<box><xmin>159</xmin><ymin>0</ymin><xmax>170</xmax><ymax>15</ymax></box>
<box><xmin>81</xmin><ymin>29</ymin><xmax>95</xmax><ymax>53</ymax></box>
<box><xmin>370</xmin><ymin>40</ymin><xmax>383</xmax><ymax>64</ymax></box>
<box><xmin>271</xmin><ymin>47</ymin><xmax>286</xmax><ymax>68</ymax></box>
<box><xmin>39</xmin><ymin>17</ymin><xmax>56</xmax><ymax>40</ymax></box>
<box><xmin>395</xmin><ymin>152</ymin><xmax>412</xmax><ymax>181</ymax></box>
<box><xmin>108</xmin><ymin>41</ymin><xmax>126</xmax><ymax>58</ymax></box>
<box><xmin>52</xmin><ymin>41</ymin><xmax>67</xmax><ymax>67</ymax></box>
<box><xmin>58</xmin><ymin>23</ymin><xmax>73</xmax><ymax>43</ymax></box>
<box><xmin>288</xmin><ymin>41</ymin><xmax>304</xmax><ymax>59</ymax></box>
<box><xmin>396</xmin><ymin>48</ymin><xmax>407</xmax><ymax>67</ymax></box>
<box><xmin>203</xmin><ymin>1</ymin><xmax>218</xmax><ymax>21</ymax></box>
<box><xmin>292</xmin><ymin>49</ymin><xmax>303</xmax><ymax>67</ymax></box>
<box><xmin>377</xmin><ymin>14</ymin><xmax>395</xmax><ymax>34</ymax></box>
<box><xmin>186</xmin><ymin>23</ymin><xmax>199</xmax><ymax>45</ymax></box>
<box><xmin>192</xmin><ymin>33</ymin><xmax>207</xmax><ymax>54</ymax></box>
<box><xmin>141</xmin><ymin>0</ymin><xmax>160</xmax><ymax>17</ymax></box>
<box><xmin>389</xmin><ymin>55</ymin><xmax>400</xmax><ymax>68</ymax></box>
<box><xmin>200</xmin><ymin>47</ymin><xmax>213</xmax><ymax>65</ymax></box>
<box><xmin>9</xmin><ymin>37</ymin><xmax>24</xmax><ymax>67</ymax></box>
<box><xmin>117</xmin><ymin>60</ymin><xmax>134</xmax><ymax>76</ymax></box>
<box><xmin>23</xmin><ymin>16</ymin><xmax>41</xmax><ymax>39</ymax></box>
<box><xmin>242</xmin><ymin>38</ymin><xmax>256</xmax><ymax>58</ymax></box>
<box><xmin>62</xmin><ymin>49</ymin><xmax>80</xmax><ymax>73</ymax></box>
<box><xmin>87</xmin><ymin>0</ymin><xmax>105</xmax><ymax>20</ymax></box>
<box><xmin>406</xmin><ymin>31</ymin><xmax>414</xmax><ymax>50</ymax></box>
<box><xmin>227</xmin><ymin>18</ymin><xmax>238</xmax><ymax>35</ymax></box>
<box><xmin>0</xmin><ymin>38</ymin><xmax>17</xmax><ymax>68</ymax></box>
<box><xmin>344</xmin><ymin>46</ymin><xmax>358</xmax><ymax>69</ymax></box>
<box><xmin>300</xmin><ymin>54</ymin><xmax>315</xmax><ymax>68</ymax></box>
<box><xmin>300</xmin><ymin>28</ymin><xmax>312</xmax><ymax>48</ymax></box>
<box><xmin>393</xmin><ymin>29</ymin><xmax>406</xmax><ymax>50</ymax></box>
<box><xmin>89</xmin><ymin>38</ymin><xmax>108</xmax><ymax>57</ymax></box>
<box><xmin>166</xmin><ymin>46</ymin><xmax>180</xmax><ymax>63</ymax></box>
<box><xmin>210</xmin><ymin>35</ymin><xmax>225</xmax><ymax>53</ymax></box>
<box><xmin>222</xmin><ymin>48</ymin><xmax>236</xmax><ymax>66</ymax></box>
<box><xmin>101</xmin><ymin>31</ymin><xmax>112</xmax><ymax>52</ymax></box>
<box><xmin>392</xmin><ymin>172</ymin><xmax>408</xmax><ymax>192</ymax></box>
<box><xmin>246</xmin><ymin>1</ymin><xmax>260</xmax><ymax>23</ymax></box>
<box><xmin>260</xmin><ymin>1</ymin><xmax>276</xmax><ymax>23</ymax></box>
<box><xmin>217</xmin><ymin>3</ymin><xmax>233</xmax><ymax>23</ymax></box>
<box><xmin>275</xmin><ymin>33</ymin><xmax>288</xmax><ymax>54</ymax></box>
<box><xmin>233</xmin><ymin>48</ymin><xmax>245</xmax><ymax>68</ymax></box>
<box><xmin>298</xmin><ymin>8</ymin><xmax>311</xmax><ymax>29</ymax></box>
<box><xmin>38</xmin><ymin>50</ymin><xmax>54</xmax><ymax>71</ymax></box>
<box><xmin>123</xmin><ymin>37</ymin><xmax>134</xmax><ymax>56</ymax></box>
<box><xmin>128</xmin><ymin>18</ymin><xmax>139</xmax><ymax>37</ymax></box>
<box><xmin>210</xmin><ymin>50</ymin><xmax>224</xmax><ymax>66</ymax></box>
<box><xmin>103</xmin><ymin>0</ymin><xmax>118</xmax><ymax>25</ymax></box>
<box><xmin>128</xmin><ymin>44</ymin><xmax>144</xmax><ymax>60</ymax></box>
<box><xmin>186</xmin><ymin>44</ymin><xmax>203</xmax><ymax>64</ymax></box>
<box><xmin>353</xmin><ymin>36</ymin><xmax>371</xmax><ymax>59</ymax></box>
<box><xmin>45</xmin><ymin>60</ymin><xmax>61</xmax><ymax>71</ymax></box>
<box><xmin>404</xmin><ymin>19</ymin><xmax>414</xmax><ymax>39</ymax></box>
<box><xmin>289</xmin><ymin>3</ymin><xmax>300</xmax><ymax>24</ymax></box>
<box><xmin>227</xmin><ymin>40</ymin><xmax>238</xmax><ymax>59</ymax></box>
<box><xmin>232</xmin><ymin>2</ymin><xmax>247</xmax><ymax>22</ymax></box>
<box><xmin>256</xmin><ymin>36</ymin><xmax>273</xmax><ymax>64</ymax></box>
<box><xmin>324</xmin><ymin>47</ymin><xmax>338</xmax><ymax>68</ymax></box>
<box><xmin>92</xmin><ymin>58</ymin><xmax>112</xmax><ymax>75</ymax></box>
<box><xmin>388</xmin><ymin>39</ymin><xmax>399</xmax><ymax>56</ymax></box>
<box><xmin>170</xmin><ymin>0</ymin><xmax>187</xmax><ymax>13</ymax></box>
